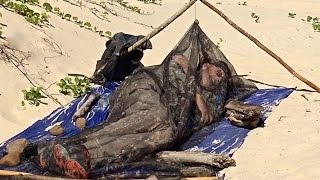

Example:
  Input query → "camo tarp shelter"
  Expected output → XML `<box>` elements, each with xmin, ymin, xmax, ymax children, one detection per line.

<box><xmin>0</xmin><ymin>0</ymin><xmax>319</xmax><ymax>179</ymax></box>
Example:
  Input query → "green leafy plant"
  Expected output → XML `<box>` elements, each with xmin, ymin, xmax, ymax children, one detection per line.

<box><xmin>113</xmin><ymin>0</ymin><xmax>153</xmax><ymax>15</ymax></box>
<box><xmin>238</xmin><ymin>1</ymin><xmax>247</xmax><ymax>5</ymax></box>
<box><xmin>57</xmin><ymin>76</ymin><xmax>92</xmax><ymax>98</ymax></box>
<box><xmin>63</xmin><ymin>13</ymin><xmax>71</xmax><ymax>20</ymax></box>
<box><xmin>83</xmin><ymin>21</ymin><xmax>91</xmax><ymax>29</ymax></box>
<box><xmin>288</xmin><ymin>13</ymin><xmax>296</xmax><ymax>18</ymax></box>
<box><xmin>21</xmin><ymin>87</ymin><xmax>47</xmax><ymax>106</ymax></box>
<box><xmin>0</xmin><ymin>0</ymin><xmax>48</xmax><ymax>25</ymax></box>
<box><xmin>104</xmin><ymin>31</ymin><xmax>112</xmax><ymax>37</ymax></box>
<box><xmin>72</xmin><ymin>16</ymin><xmax>78</xmax><ymax>22</ymax></box>
<box><xmin>16</xmin><ymin>0</ymin><xmax>39</xmax><ymax>5</ymax></box>
<box><xmin>251</xmin><ymin>12</ymin><xmax>260</xmax><ymax>23</ymax></box>
<box><xmin>38</xmin><ymin>1</ymin><xmax>112</xmax><ymax>37</ymax></box>
<box><xmin>53</xmin><ymin>7</ymin><xmax>60</xmax><ymax>13</ymax></box>
<box><xmin>137</xmin><ymin>0</ymin><xmax>161</xmax><ymax>5</ymax></box>
<box><xmin>43</xmin><ymin>2</ymin><xmax>53</xmax><ymax>12</ymax></box>
<box><xmin>302</xmin><ymin>16</ymin><xmax>320</xmax><ymax>32</ymax></box>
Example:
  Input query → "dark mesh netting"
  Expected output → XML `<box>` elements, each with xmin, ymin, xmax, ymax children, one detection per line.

<box><xmin>30</xmin><ymin>21</ymin><xmax>258</xmax><ymax>179</ymax></box>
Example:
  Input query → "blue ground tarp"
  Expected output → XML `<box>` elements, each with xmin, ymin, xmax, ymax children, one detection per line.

<box><xmin>0</xmin><ymin>82</ymin><xmax>293</xmax><ymax>176</ymax></box>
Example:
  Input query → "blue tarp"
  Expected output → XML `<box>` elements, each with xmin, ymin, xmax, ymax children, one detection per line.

<box><xmin>0</xmin><ymin>82</ymin><xmax>293</xmax><ymax>176</ymax></box>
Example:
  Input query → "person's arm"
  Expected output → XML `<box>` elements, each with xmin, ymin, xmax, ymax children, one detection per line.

<box><xmin>195</xmin><ymin>93</ymin><xmax>214</xmax><ymax>125</ymax></box>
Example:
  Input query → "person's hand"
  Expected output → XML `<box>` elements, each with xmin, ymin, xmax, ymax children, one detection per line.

<box><xmin>195</xmin><ymin>93</ymin><xmax>213</xmax><ymax>125</ymax></box>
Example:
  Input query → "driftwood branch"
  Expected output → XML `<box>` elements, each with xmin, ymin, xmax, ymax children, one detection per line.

<box><xmin>183</xmin><ymin>178</ymin><xmax>218</xmax><ymax>180</ymax></box>
<box><xmin>0</xmin><ymin>170</ymin><xmax>74</xmax><ymax>180</ymax></box>
<box><xmin>200</xmin><ymin>0</ymin><xmax>320</xmax><ymax>93</ymax></box>
<box><xmin>157</xmin><ymin>151</ymin><xmax>236</xmax><ymax>169</ymax></box>
<box><xmin>180</xmin><ymin>166</ymin><xmax>215</xmax><ymax>178</ymax></box>
<box><xmin>72</xmin><ymin>93</ymin><xmax>100</xmax><ymax>121</ymax></box>
<box><xmin>225</xmin><ymin>100</ymin><xmax>263</xmax><ymax>128</ymax></box>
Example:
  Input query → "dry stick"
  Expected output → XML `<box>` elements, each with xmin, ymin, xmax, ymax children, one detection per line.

<box><xmin>94</xmin><ymin>0</ymin><xmax>198</xmax><ymax>76</ymax></box>
<box><xmin>247</xmin><ymin>78</ymin><xmax>316</xmax><ymax>92</ymax></box>
<box><xmin>200</xmin><ymin>0</ymin><xmax>320</xmax><ymax>93</ymax></box>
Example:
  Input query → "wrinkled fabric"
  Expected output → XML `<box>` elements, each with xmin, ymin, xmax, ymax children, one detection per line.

<box><xmin>0</xmin><ymin>86</ymin><xmax>293</xmax><ymax>179</ymax></box>
<box><xmin>37</xmin><ymin>141</ymin><xmax>91</xmax><ymax>179</ymax></box>
<box><xmin>62</xmin><ymin>21</ymin><xmax>258</xmax><ymax>170</ymax></box>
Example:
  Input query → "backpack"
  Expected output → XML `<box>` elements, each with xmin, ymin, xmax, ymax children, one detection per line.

<box><xmin>91</xmin><ymin>32</ymin><xmax>152</xmax><ymax>85</ymax></box>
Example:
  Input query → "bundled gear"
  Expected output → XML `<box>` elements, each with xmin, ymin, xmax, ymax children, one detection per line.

<box><xmin>91</xmin><ymin>32</ymin><xmax>153</xmax><ymax>85</ymax></box>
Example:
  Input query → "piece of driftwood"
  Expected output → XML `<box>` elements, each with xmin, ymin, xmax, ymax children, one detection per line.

<box><xmin>180</xmin><ymin>166</ymin><xmax>214</xmax><ymax>177</ymax></box>
<box><xmin>183</xmin><ymin>177</ymin><xmax>218</xmax><ymax>180</ymax></box>
<box><xmin>72</xmin><ymin>93</ymin><xmax>100</xmax><ymax>121</ymax></box>
<box><xmin>225</xmin><ymin>100</ymin><xmax>263</xmax><ymax>128</ymax></box>
<box><xmin>0</xmin><ymin>170</ymin><xmax>77</xmax><ymax>180</ymax></box>
<box><xmin>200</xmin><ymin>0</ymin><xmax>320</xmax><ymax>93</ymax></box>
<box><xmin>157</xmin><ymin>151</ymin><xmax>236</xmax><ymax>169</ymax></box>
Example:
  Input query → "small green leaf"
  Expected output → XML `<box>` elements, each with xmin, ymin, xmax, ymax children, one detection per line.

<box><xmin>105</xmin><ymin>31</ymin><xmax>112</xmax><ymax>36</ymax></box>
<box><xmin>64</xmin><ymin>13</ymin><xmax>71</xmax><ymax>20</ymax></box>
<box><xmin>43</xmin><ymin>2</ymin><xmax>53</xmax><ymax>12</ymax></box>
<box><xmin>54</xmin><ymin>7</ymin><xmax>60</xmax><ymax>13</ymax></box>
<box><xmin>84</xmin><ymin>22</ymin><xmax>91</xmax><ymax>28</ymax></box>
<box><xmin>72</xmin><ymin>16</ymin><xmax>78</xmax><ymax>21</ymax></box>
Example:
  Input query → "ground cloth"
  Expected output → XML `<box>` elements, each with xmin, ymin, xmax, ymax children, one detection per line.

<box><xmin>0</xmin><ymin>82</ymin><xmax>293</xmax><ymax>178</ymax></box>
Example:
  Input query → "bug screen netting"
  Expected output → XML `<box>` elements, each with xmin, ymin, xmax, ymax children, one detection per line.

<box><xmin>35</xmin><ymin>21</ymin><xmax>258</xmax><ymax>179</ymax></box>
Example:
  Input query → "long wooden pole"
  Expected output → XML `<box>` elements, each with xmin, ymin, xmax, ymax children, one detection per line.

<box><xmin>94</xmin><ymin>0</ymin><xmax>198</xmax><ymax>77</ymax></box>
<box><xmin>0</xmin><ymin>170</ymin><xmax>77</xmax><ymax>180</ymax></box>
<box><xmin>200</xmin><ymin>0</ymin><xmax>320</xmax><ymax>93</ymax></box>
<box><xmin>127</xmin><ymin>0</ymin><xmax>198</xmax><ymax>53</ymax></box>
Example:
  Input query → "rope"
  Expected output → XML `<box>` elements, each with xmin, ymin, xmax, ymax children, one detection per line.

<box><xmin>194</xmin><ymin>1</ymin><xmax>197</xmax><ymax>20</ymax></box>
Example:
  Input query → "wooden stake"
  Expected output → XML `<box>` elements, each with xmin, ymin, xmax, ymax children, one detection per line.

<box><xmin>200</xmin><ymin>0</ymin><xmax>320</xmax><ymax>93</ymax></box>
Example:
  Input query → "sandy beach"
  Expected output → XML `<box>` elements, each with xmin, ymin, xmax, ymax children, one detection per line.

<box><xmin>0</xmin><ymin>0</ymin><xmax>319</xmax><ymax>179</ymax></box>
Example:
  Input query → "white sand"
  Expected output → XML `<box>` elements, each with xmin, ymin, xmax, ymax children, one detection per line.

<box><xmin>0</xmin><ymin>0</ymin><xmax>319</xmax><ymax>179</ymax></box>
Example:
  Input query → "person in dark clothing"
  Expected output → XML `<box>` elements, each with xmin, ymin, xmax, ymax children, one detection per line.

<box><xmin>0</xmin><ymin>55</ymin><xmax>233</xmax><ymax>179</ymax></box>
<box><xmin>0</xmin><ymin>23</ymin><xmax>259</xmax><ymax>179</ymax></box>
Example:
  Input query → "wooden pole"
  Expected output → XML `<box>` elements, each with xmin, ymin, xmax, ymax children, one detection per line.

<box><xmin>200</xmin><ymin>0</ymin><xmax>320</xmax><ymax>93</ymax></box>
<box><xmin>0</xmin><ymin>170</ymin><xmax>77</xmax><ymax>180</ymax></box>
<box><xmin>127</xmin><ymin>0</ymin><xmax>198</xmax><ymax>53</ymax></box>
